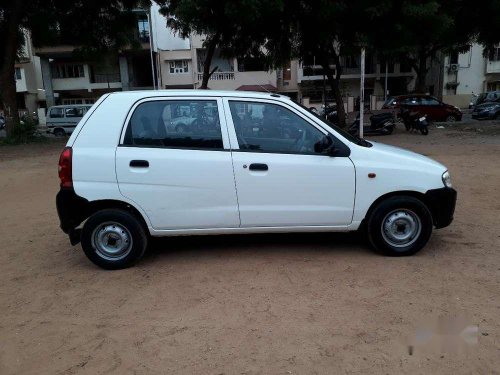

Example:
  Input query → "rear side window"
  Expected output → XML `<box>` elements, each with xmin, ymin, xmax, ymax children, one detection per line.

<box><xmin>123</xmin><ymin>100</ymin><xmax>223</xmax><ymax>149</ymax></box>
<box><xmin>49</xmin><ymin>108</ymin><xmax>64</xmax><ymax>118</ymax></box>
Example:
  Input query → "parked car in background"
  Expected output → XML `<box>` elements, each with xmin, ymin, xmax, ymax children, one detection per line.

<box><xmin>56</xmin><ymin>90</ymin><xmax>456</xmax><ymax>269</ymax></box>
<box><xmin>472</xmin><ymin>98</ymin><xmax>500</xmax><ymax>120</ymax></box>
<box><xmin>473</xmin><ymin>91</ymin><xmax>500</xmax><ymax>109</ymax></box>
<box><xmin>46</xmin><ymin>104</ymin><xmax>92</xmax><ymax>136</ymax></box>
<box><xmin>383</xmin><ymin>94</ymin><xmax>462</xmax><ymax>122</ymax></box>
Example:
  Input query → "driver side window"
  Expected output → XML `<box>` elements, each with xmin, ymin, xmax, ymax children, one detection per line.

<box><xmin>228</xmin><ymin>101</ymin><xmax>325</xmax><ymax>154</ymax></box>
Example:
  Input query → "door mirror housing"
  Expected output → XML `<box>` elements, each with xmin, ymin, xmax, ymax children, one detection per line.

<box><xmin>314</xmin><ymin>135</ymin><xmax>337</xmax><ymax>156</ymax></box>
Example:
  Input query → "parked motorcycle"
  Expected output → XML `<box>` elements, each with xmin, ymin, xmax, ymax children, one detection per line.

<box><xmin>348</xmin><ymin>112</ymin><xmax>395</xmax><ymax>136</ymax></box>
<box><xmin>400</xmin><ymin>107</ymin><xmax>429</xmax><ymax>135</ymax></box>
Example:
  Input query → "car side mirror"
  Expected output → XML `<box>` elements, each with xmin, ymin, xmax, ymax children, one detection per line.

<box><xmin>314</xmin><ymin>135</ymin><xmax>337</xmax><ymax>156</ymax></box>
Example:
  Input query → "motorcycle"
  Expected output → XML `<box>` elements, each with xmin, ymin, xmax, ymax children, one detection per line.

<box><xmin>348</xmin><ymin>112</ymin><xmax>395</xmax><ymax>136</ymax></box>
<box><xmin>400</xmin><ymin>107</ymin><xmax>429</xmax><ymax>135</ymax></box>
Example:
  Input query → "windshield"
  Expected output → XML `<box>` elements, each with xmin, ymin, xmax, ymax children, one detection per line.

<box><xmin>296</xmin><ymin>102</ymin><xmax>371</xmax><ymax>147</ymax></box>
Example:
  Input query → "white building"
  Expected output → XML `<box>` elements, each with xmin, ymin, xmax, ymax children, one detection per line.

<box><xmin>439</xmin><ymin>43</ymin><xmax>500</xmax><ymax>107</ymax></box>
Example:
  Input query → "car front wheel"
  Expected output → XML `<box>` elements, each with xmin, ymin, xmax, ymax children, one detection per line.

<box><xmin>81</xmin><ymin>209</ymin><xmax>148</xmax><ymax>269</ymax></box>
<box><xmin>367</xmin><ymin>196</ymin><xmax>433</xmax><ymax>256</ymax></box>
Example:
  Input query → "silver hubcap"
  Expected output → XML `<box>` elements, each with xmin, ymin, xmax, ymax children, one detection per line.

<box><xmin>92</xmin><ymin>222</ymin><xmax>133</xmax><ymax>260</ymax></box>
<box><xmin>381</xmin><ymin>209</ymin><xmax>421</xmax><ymax>248</ymax></box>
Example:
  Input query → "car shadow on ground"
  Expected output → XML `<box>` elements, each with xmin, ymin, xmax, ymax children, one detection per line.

<box><xmin>142</xmin><ymin>231</ymin><xmax>372</xmax><ymax>264</ymax></box>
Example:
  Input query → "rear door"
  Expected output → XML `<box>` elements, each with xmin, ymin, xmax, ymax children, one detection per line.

<box><xmin>115</xmin><ymin>97</ymin><xmax>240</xmax><ymax>230</ymax></box>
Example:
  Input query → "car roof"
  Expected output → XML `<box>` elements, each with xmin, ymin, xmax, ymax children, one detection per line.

<box><xmin>392</xmin><ymin>94</ymin><xmax>434</xmax><ymax>99</ymax></box>
<box><xmin>107</xmin><ymin>89</ymin><xmax>290</xmax><ymax>101</ymax></box>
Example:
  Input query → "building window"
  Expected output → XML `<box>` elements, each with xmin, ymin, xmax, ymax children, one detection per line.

<box><xmin>449</xmin><ymin>51</ymin><xmax>459</xmax><ymax>65</ymax></box>
<box><xmin>62</xmin><ymin>98</ymin><xmax>96</xmax><ymax>105</ymax></box>
<box><xmin>138</xmin><ymin>16</ymin><xmax>150</xmax><ymax>43</ymax></box>
<box><xmin>237</xmin><ymin>56</ymin><xmax>266</xmax><ymax>72</ymax></box>
<box><xmin>15</xmin><ymin>68</ymin><xmax>22</xmax><ymax>80</ymax></box>
<box><xmin>51</xmin><ymin>64</ymin><xmax>85</xmax><ymax>78</ymax></box>
<box><xmin>489</xmin><ymin>47</ymin><xmax>500</xmax><ymax>62</ymax></box>
<box><xmin>169</xmin><ymin>60</ymin><xmax>189</xmax><ymax>74</ymax></box>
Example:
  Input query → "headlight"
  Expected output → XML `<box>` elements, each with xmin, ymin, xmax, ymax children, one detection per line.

<box><xmin>442</xmin><ymin>171</ymin><xmax>452</xmax><ymax>188</ymax></box>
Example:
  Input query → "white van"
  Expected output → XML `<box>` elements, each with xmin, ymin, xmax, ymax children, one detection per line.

<box><xmin>56</xmin><ymin>90</ymin><xmax>456</xmax><ymax>269</ymax></box>
<box><xmin>47</xmin><ymin>104</ymin><xmax>92</xmax><ymax>136</ymax></box>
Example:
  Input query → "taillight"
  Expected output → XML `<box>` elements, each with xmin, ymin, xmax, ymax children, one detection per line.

<box><xmin>58</xmin><ymin>147</ymin><xmax>73</xmax><ymax>188</ymax></box>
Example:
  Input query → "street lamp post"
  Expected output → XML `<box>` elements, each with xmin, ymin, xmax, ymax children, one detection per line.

<box><xmin>359</xmin><ymin>48</ymin><xmax>365</xmax><ymax>138</ymax></box>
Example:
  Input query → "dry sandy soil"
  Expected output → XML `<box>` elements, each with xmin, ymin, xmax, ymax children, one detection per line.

<box><xmin>1</xmin><ymin>124</ymin><xmax>499</xmax><ymax>374</ymax></box>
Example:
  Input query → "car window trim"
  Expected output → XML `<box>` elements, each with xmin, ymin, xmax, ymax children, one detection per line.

<box><xmin>119</xmin><ymin>97</ymin><xmax>231</xmax><ymax>151</ymax></box>
<box><xmin>222</xmin><ymin>97</ymin><xmax>351</xmax><ymax>157</ymax></box>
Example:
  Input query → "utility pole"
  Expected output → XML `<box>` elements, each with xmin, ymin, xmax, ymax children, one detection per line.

<box><xmin>147</xmin><ymin>8</ymin><xmax>156</xmax><ymax>90</ymax></box>
<box><xmin>359</xmin><ymin>48</ymin><xmax>365</xmax><ymax>138</ymax></box>
<box><xmin>384</xmin><ymin>62</ymin><xmax>388</xmax><ymax>101</ymax></box>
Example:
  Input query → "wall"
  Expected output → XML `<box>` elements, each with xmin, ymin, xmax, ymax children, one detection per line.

<box><xmin>442</xmin><ymin>44</ymin><xmax>487</xmax><ymax>97</ymax></box>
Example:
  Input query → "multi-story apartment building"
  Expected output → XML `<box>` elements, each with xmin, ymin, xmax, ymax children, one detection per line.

<box><xmin>432</xmin><ymin>43</ymin><xmax>500</xmax><ymax>107</ymax></box>
<box><xmin>34</xmin><ymin>9</ymin><xmax>155</xmax><ymax>108</ymax></box>
<box><xmin>157</xmin><ymin>29</ymin><xmax>416</xmax><ymax>110</ymax></box>
<box><xmin>14</xmin><ymin>33</ymin><xmax>43</xmax><ymax>115</ymax></box>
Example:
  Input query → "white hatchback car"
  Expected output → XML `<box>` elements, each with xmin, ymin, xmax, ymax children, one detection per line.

<box><xmin>57</xmin><ymin>90</ymin><xmax>456</xmax><ymax>269</ymax></box>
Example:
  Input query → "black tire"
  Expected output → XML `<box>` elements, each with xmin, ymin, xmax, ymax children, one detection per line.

<box><xmin>53</xmin><ymin>128</ymin><xmax>66</xmax><ymax>137</ymax></box>
<box><xmin>366</xmin><ymin>196</ymin><xmax>433</xmax><ymax>256</ymax></box>
<box><xmin>81</xmin><ymin>209</ymin><xmax>148</xmax><ymax>270</ymax></box>
<box><xmin>420</xmin><ymin>127</ymin><xmax>429</xmax><ymax>135</ymax></box>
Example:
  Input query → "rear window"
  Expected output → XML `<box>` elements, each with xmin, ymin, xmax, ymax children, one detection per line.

<box><xmin>123</xmin><ymin>100</ymin><xmax>223</xmax><ymax>149</ymax></box>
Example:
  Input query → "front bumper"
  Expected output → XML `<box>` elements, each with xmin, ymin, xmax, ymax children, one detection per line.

<box><xmin>424</xmin><ymin>187</ymin><xmax>457</xmax><ymax>229</ymax></box>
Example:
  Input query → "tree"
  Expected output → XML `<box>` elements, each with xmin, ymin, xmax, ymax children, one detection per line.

<box><xmin>264</xmin><ymin>0</ymin><xmax>390</xmax><ymax>128</ymax></box>
<box><xmin>0</xmin><ymin>0</ymin><xmax>144</xmax><ymax>137</ymax></box>
<box><xmin>372</xmin><ymin>0</ymin><xmax>500</xmax><ymax>93</ymax></box>
<box><xmin>155</xmin><ymin>0</ymin><xmax>281</xmax><ymax>89</ymax></box>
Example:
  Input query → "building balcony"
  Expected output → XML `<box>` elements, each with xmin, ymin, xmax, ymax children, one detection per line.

<box><xmin>91</xmin><ymin>73</ymin><xmax>121</xmax><ymax>84</ymax></box>
<box><xmin>486</xmin><ymin>60</ymin><xmax>500</xmax><ymax>74</ymax></box>
<box><xmin>197</xmin><ymin>72</ymin><xmax>235</xmax><ymax>81</ymax></box>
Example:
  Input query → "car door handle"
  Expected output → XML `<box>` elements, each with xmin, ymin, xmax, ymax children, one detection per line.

<box><xmin>130</xmin><ymin>160</ymin><xmax>149</xmax><ymax>168</ymax></box>
<box><xmin>249</xmin><ymin>163</ymin><xmax>268</xmax><ymax>171</ymax></box>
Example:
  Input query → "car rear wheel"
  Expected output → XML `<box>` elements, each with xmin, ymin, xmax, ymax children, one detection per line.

<box><xmin>81</xmin><ymin>209</ymin><xmax>148</xmax><ymax>270</ymax></box>
<box><xmin>367</xmin><ymin>196</ymin><xmax>433</xmax><ymax>256</ymax></box>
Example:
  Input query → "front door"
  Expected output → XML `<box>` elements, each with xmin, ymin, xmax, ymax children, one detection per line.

<box><xmin>223</xmin><ymin>98</ymin><xmax>355</xmax><ymax>227</ymax></box>
<box><xmin>116</xmin><ymin>98</ymin><xmax>240</xmax><ymax>230</ymax></box>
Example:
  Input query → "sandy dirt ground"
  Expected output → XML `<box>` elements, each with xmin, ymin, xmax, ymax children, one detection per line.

<box><xmin>1</xmin><ymin>124</ymin><xmax>499</xmax><ymax>374</ymax></box>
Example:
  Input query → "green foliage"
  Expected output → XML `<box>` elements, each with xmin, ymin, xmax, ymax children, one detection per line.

<box><xmin>2</xmin><ymin>116</ymin><xmax>44</xmax><ymax>145</ymax></box>
<box><xmin>154</xmin><ymin>0</ymin><xmax>282</xmax><ymax>61</ymax></box>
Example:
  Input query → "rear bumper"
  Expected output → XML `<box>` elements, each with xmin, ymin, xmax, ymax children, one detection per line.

<box><xmin>56</xmin><ymin>188</ymin><xmax>89</xmax><ymax>234</ymax></box>
<box><xmin>424</xmin><ymin>187</ymin><xmax>457</xmax><ymax>229</ymax></box>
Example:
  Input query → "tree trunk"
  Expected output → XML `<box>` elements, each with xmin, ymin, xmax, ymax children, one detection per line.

<box><xmin>199</xmin><ymin>32</ymin><xmax>221</xmax><ymax>90</ymax></box>
<box><xmin>414</xmin><ymin>52</ymin><xmax>429</xmax><ymax>93</ymax></box>
<box><xmin>321</xmin><ymin>52</ymin><xmax>346</xmax><ymax>128</ymax></box>
<box><xmin>0</xmin><ymin>2</ymin><xmax>22</xmax><ymax>137</ymax></box>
